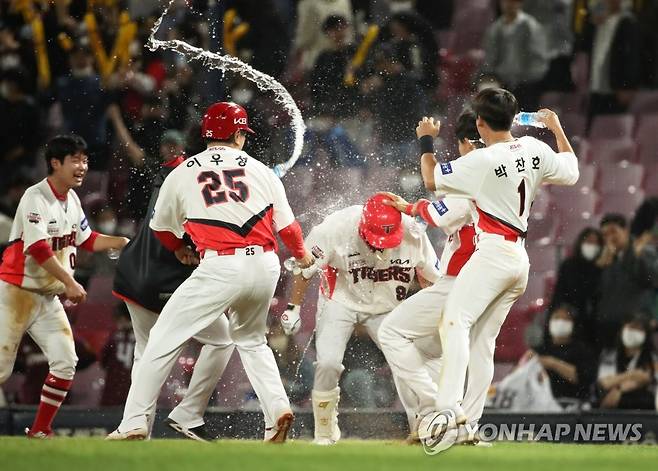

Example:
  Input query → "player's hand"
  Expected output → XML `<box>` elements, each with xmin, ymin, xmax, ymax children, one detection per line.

<box><xmin>295</xmin><ymin>250</ymin><xmax>315</xmax><ymax>269</ymax></box>
<box><xmin>416</xmin><ymin>117</ymin><xmax>441</xmax><ymax>139</ymax></box>
<box><xmin>64</xmin><ymin>280</ymin><xmax>87</xmax><ymax>305</ymax></box>
<box><xmin>281</xmin><ymin>304</ymin><xmax>302</xmax><ymax>335</ymax></box>
<box><xmin>536</xmin><ymin>109</ymin><xmax>562</xmax><ymax>133</ymax></box>
<box><xmin>380</xmin><ymin>192</ymin><xmax>410</xmax><ymax>213</ymax></box>
<box><xmin>175</xmin><ymin>245</ymin><xmax>200</xmax><ymax>266</ymax></box>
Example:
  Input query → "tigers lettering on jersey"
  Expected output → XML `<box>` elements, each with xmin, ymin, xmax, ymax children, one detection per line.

<box><xmin>349</xmin><ymin>265</ymin><xmax>413</xmax><ymax>284</ymax></box>
<box><xmin>304</xmin><ymin>205</ymin><xmax>440</xmax><ymax>315</ymax></box>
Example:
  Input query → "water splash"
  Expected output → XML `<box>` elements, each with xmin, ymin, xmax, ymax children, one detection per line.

<box><xmin>148</xmin><ymin>0</ymin><xmax>305</xmax><ymax>177</ymax></box>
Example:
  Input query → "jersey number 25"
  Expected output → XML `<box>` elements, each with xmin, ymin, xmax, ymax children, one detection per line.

<box><xmin>197</xmin><ymin>169</ymin><xmax>250</xmax><ymax>206</ymax></box>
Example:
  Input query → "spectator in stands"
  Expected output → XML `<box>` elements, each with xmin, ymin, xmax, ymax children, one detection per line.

<box><xmin>0</xmin><ymin>68</ymin><xmax>42</xmax><ymax>183</ymax></box>
<box><xmin>51</xmin><ymin>44</ymin><xmax>114</xmax><ymax>170</ymax></box>
<box><xmin>360</xmin><ymin>44</ymin><xmax>427</xmax><ymax>167</ymax></box>
<box><xmin>523</xmin><ymin>0</ymin><xmax>575</xmax><ymax>91</ymax></box>
<box><xmin>579</xmin><ymin>0</ymin><xmax>640</xmax><ymax>120</ymax></box>
<box><xmin>548</xmin><ymin>227</ymin><xmax>603</xmax><ymax>347</ymax></box>
<box><xmin>482</xmin><ymin>0</ymin><xmax>549</xmax><ymax>109</ymax></box>
<box><xmin>294</xmin><ymin>0</ymin><xmax>355</xmax><ymax>71</ymax></box>
<box><xmin>310</xmin><ymin>15</ymin><xmax>358</xmax><ymax>119</ymax></box>
<box><xmin>384</xmin><ymin>11</ymin><xmax>439</xmax><ymax>90</ymax></box>
<box><xmin>596</xmin><ymin>213</ymin><xmax>658</xmax><ymax>350</ymax></box>
<box><xmin>532</xmin><ymin>304</ymin><xmax>596</xmax><ymax>405</ymax></box>
<box><xmin>596</xmin><ymin>316</ymin><xmax>658</xmax><ymax>410</ymax></box>
<box><xmin>100</xmin><ymin>304</ymin><xmax>136</xmax><ymax>407</ymax></box>
<box><xmin>634</xmin><ymin>0</ymin><xmax>658</xmax><ymax>88</ymax></box>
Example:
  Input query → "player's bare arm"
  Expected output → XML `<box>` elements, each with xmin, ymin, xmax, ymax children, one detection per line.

<box><xmin>537</xmin><ymin>108</ymin><xmax>575</xmax><ymax>155</ymax></box>
<box><xmin>39</xmin><ymin>256</ymin><xmax>86</xmax><ymax>304</ymax></box>
<box><xmin>416</xmin><ymin>117</ymin><xmax>441</xmax><ymax>191</ymax></box>
<box><xmin>87</xmin><ymin>233</ymin><xmax>130</xmax><ymax>252</ymax></box>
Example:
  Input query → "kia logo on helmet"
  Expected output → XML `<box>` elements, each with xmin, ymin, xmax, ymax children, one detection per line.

<box><xmin>234</xmin><ymin>117</ymin><xmax>248</xmax><ymax>125</ymax></box>
<box><xmin>382</xmin><ymin>224</ymin><xmax>395</xmax><ymax>234</ymax></box>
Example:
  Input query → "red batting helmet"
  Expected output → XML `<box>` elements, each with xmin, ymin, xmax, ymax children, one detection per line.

<box><xmin>201</xmin><ymin>102</ymin><xmax>255</xmax><ymax>140</ymax></box>
<box><xmin>359</xmin><ymin>194</ymin><xmax>404</xmax><ymax>249</ymax></box>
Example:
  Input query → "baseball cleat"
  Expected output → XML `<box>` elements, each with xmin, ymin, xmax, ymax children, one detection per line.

<box><xmin>105</xmin><ymin>427</ymin><xmax>148</xmax><ymax>441</ymax></box>
<box><xmin>25</xmin><ymin>427</ymin><xmax>53</xmax><ymax>439</ymax></box>
<box><xmin>165</xmin><ymin>418</ymin><xmax>213</xmax><ymax>443</ymax></box>
<box><xmin>264</xmin><ymin>411</ymin><xmax>294</xmax><ymax>443</ymax></box>
<box><xmin>405</xmin><ymin>431</ymin><xmax>421</xmax><ymax>445</ymax></box>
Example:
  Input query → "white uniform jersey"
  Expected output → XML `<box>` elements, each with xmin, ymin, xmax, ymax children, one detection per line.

<box><xmin>0</xmin><ymin>179</ymin><xmax>91</xmax><ymax>295</ymax></box>
<box><xmin>433</xmin><ymin>136</ymin><xmax>578</xmax><ymax>237</ymax></box>
<box><xmin>421</xmin><ymin>196</ymin><xmax>476</xmax><ymax>277</ymax></box>
<box><xmin>150</xmin><ymin>146</ymin><xmax>296</xmax><ymax>253</ymax></box>
<box><xmin>306</xmin><ymin>206</ymin><xmax>440</xmax><ymax>315</ymax></box>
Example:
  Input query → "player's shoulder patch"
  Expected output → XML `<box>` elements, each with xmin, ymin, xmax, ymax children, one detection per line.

<box><xmin>439</xmin><ymin>162</ymin><xmax>453</xmax><ymax>175</ymax></box>
<box><xmin>80</xmin><ymin>217</ymin><xmax>89</xmax><ymax>231</ymax></box>
<box><xmin>432</xmin><ymin>200</ymin><xmax>449</xmax><ymax>216</ymax></box>
<box><xmin>27</xmin><ymin>212</ymin><xmax>41</xmax><ymax>224</ymax></box>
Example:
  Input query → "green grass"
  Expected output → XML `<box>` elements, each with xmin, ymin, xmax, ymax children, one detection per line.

<box><xmin>0</xmin><ymin>438</ymin><xmax>657</xmax><ymax>471</ymax></box>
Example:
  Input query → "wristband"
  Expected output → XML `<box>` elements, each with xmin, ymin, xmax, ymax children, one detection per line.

<box><xmin>404</xmin><ymin>203</ymin><xmax>415</xmax><ymax>216</ymax></box>
<box><xmin>419</xmin><ymin>135</ymin><xmax>434</xmax><ymax>155</ymax></box>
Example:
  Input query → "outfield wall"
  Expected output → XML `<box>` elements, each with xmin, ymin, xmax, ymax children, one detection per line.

<box><xmin>2</xmin><ymin>408</ymin><xmax>658</xmax><ymax>444</ymax></box>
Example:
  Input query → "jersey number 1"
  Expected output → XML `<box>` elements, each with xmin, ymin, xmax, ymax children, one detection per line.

<box><xmin>198</xmin><ymin>169</ymin><xmax>250</xmax><ymax>206</ymax></box>
<box><xmin>517</xmin><ymin>180</ymin><xmax>526</xmax><ymax>216</ymax></box>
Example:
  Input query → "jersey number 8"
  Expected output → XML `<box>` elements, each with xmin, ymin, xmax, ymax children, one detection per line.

<box><xmin>197</xmin><ymin>169</ymin><xmax>250</xmax><ymax>206</ymax></box>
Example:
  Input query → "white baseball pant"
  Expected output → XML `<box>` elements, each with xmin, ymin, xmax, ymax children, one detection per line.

<box><xmin>313</xmin><ymin>297</ymin><xmax>442</xmax><ymax>428</ymax></box>
<box><xmin>117</xmin><ymin>250</ymin><xmax>290</xmax><ymax>433</ymax></box>
<box><xmin>124</xmin><ymin>302</ymin><xmax>236</xmax><ymax>430</ymax></box>
<box><xmin>436</xmin><ymin>235</ymin><xmax>529</xmax><ymax>421</ymax></box>
<box><xmin>0</xmin><ymin>281</ymin><xmax>77</xmax><ymax>384</ymax></box>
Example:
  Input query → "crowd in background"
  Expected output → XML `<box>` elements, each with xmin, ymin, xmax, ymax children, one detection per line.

<box><xmin>1</xmin><ymin>0</ymin><xmax>658</xmax><ymax>412</ymax></box>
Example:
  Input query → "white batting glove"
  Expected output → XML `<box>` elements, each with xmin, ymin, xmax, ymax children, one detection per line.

<box><xmin>281</xmin><ymin>304</ymin><xmax>302</xmax><ymax>335</ymax></box>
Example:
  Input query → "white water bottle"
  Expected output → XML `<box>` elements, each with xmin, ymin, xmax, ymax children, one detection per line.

<box><xmin>283</xmin><ymin>257</ymin><xmax>302</xmax><ymax>275</ymax></box>
<box><xmin>409</xmin><ymin>216</ymin><xmax>428</xmax><ymax>238</ymax></box>
<box><xmin>513</xmin><ymin>111</ymin><xmax>547</xmax><ymax>128</ymax></box>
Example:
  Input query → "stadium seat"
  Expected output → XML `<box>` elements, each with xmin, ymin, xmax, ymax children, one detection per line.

<box><xmin>629</xmin><ymin>90</ymin><xmax>658</xmax><ymax>114</ymax></box>
<box><xmin>599</xmin><ymin>162</ymin><xmax>645</xmax><ymax>193</ymax></box>
<box><xmin>599</xmin><ymin>189</ymin><xmax>646</xmax><ymax>216</ymax></box>
<box><xmin>449</xmin><ymin>7</ymin><xmax>494</xmax><ymax>53</ymax></box>
<box><xmin>527</xmin><ymin>245</ymin><xmax>558</xmax><ymax>273</ymax></box>
<box><xmin>636</xmin><ymin>114</ymin><xmax>658</xmax><ymax>164</ymax></box>
<box><xmin>589</xmin><ymin>138</ymin><xmax>638</xmax><ymax>163</ymax></box>
<box><xmin>551</xmin><ymin>164</ymin><xmax>597</xmax><ymax>196</ymax></box>
<box><xmin>527</xmin><ymin>215</ymin><xmax>559</xmax><ymax>245</ymax></box>
<box><xmin>589</xmin><ymin>114</ymin><xmax>635</xmax><ymax>140</ymax></box>
<box><xmin>644</xmin><ymin>163</ymin><xmax>658</xmax><ymax>192</ymax></box>
<box><xmin>556</xmin><ymin>216</ymin><xmax>594</xmax><ymax>246</ymax></box>
<box><xmin>538</xmin><ymin>92</ymin><xmax>585</xmax><ymax>115</ymax></box>
<box><xmin>530</xmin><ymin>188</ymin><xmax>551</xmax><ymax>217</ymax></box>
<box><xmin>552</xmin><ymin>189</ymin><xmax>598</xmax><ymax>219</ymax></box>
<box><xmin>561</xmin><ymin>113</ymin><xmax>587</xmax><ymax>139</ymax></box>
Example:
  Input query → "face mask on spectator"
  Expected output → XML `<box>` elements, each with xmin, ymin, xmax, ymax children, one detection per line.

<box><xmin>98</xmin><ymin>219</ymin><xmax>118</xmax><ymax>235</ymax></box>
<box><xmin>621</xmin><ymin>327</ymin><xmax>646</xmax><ymax>348</ymax></box>
<box><xmin>549</xmin><ymin>319</ymin><xmax>573</xmax><ymax>338</ymax></box>
<box><xmin>581</xmin><ymin>242</ymin><xmax>601</xmax><ymax>261</ymax></box>
<box><xmin>72</xmin><ymin>66</ymin><xmax>93</xmax><ymax>78</ymax></box>
<box><xmin>232</xmin><ymin>88</ymin><xmax>254</xmax><ymax>105</ymax></box>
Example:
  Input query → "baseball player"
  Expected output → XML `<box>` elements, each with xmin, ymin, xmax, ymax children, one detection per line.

<box><xmin>423</xmin><ymin>88</ymin><xmax>579</xmax><ymax>438</ymax></box>
<box><xmin>0</xmin><ymin>135</ymin><xmax>129</xmax><ymax>438</ymax></box>
<box><xmin>111</xmin><ymin>131</ymin><xmax>235</xmax><ymax>442</ymax></box>
<box><xmin>108</xmin><ymin>102</ymin><xmax>313</xmax><ymax>442</ymax></box>
<box><xmin>280</xmin><ymin>193</ymin><xmax>442</xmax><ymax>445</ymax></box>
<box><xmin>378</xmin><ymin>108</ymin><xmax>483</xmax><ymax>443</ymax></box>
